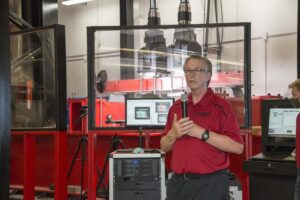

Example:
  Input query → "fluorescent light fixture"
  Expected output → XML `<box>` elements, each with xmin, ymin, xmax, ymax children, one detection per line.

<box><xmin>62</xmin><ymin>0</ymin><xmax>94</xmax><ymax>6</ymax></box>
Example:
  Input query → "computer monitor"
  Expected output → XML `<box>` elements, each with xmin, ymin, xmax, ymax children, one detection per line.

<box><xmin>268</xmin><ymin>108</ymin><xmax>300</xmax><ymax>137</ymax></box>
<box><xmin>261</xmin><ymin>99</ymin><xmax>299</xmax><ymax>154</ymax></box>
<box><xmin>125</xmin><ymin>98</ymin><xmax>174</xmax><ymax>128</ymax></box>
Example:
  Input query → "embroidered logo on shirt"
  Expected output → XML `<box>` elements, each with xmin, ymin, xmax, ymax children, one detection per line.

<box><xmin>197</xmin><ymin>112</ymin><xmax>210</xmax><ymax>117</ymax></box>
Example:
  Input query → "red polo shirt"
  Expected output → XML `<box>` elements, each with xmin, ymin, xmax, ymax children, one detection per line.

<box><xmin>162</xmin><ymin>88</ymin><xmax>243</xmax><ymax>174</ymax></box>
<box><xmin>296</xmin><ymin>113</ymin><xmax>300</xmax><ymax>168</ymax></box>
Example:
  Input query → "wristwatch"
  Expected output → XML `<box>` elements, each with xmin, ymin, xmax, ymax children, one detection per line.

<box><xmin>201</xmin><ymin>129</ymin><xmax>210</xmax><ymax>141</ymax></box>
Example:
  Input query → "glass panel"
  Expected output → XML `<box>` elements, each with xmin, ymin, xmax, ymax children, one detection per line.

<box><xmin>10</xmin><ymin>29</ymin><xmax>56</xmax><ymax>129</ymax></box>
<box><xmin>92</xmin><ymin>25</ymin><xmax>248</xmax><ymax>129</ymax></box>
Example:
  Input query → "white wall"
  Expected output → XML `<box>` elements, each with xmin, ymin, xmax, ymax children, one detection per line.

<box><xmin>58</xmin><ymin>0</ymin><xmax>298</xmax><ymax>97</ymax></box>
<box><xmin>236</xmin><ymin>0</ymin><xmax>297</xmax><ymax>97</ymax></box>
<box><xmin>58</xmin><ymin>0</ymin><xmax>120</xmax><ymax>97</ymax></box>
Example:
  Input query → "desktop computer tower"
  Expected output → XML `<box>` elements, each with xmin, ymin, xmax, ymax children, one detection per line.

<box><xmin>109</xmin><ymin>149</ymin><xmax>166</xmax><ymax>200</ymax></box>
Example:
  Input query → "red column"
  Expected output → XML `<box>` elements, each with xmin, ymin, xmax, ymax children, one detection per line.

<box><xmin>23</xmin><ymin>135</ymin><xmax>35</xmax><ymax>200</ymax></box>
<box><xmin>54</xmin><ymin>132</ymin><xmax>67</xmax><ymax>200</ymax></box>
<box><xmin>88</xmin><ymin>132</ymin><xmax>97</xmax><ymax>200</ymax></box>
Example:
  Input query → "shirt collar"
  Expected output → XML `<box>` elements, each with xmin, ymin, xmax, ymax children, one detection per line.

<box><xmin>188</xmin><ymin>88</ymin><xmax>214</xmax><ymax>106</ymax></box>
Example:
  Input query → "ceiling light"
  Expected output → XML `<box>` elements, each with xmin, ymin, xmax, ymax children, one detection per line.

<box><xmin>62</xmin><ymin>0</ymin><xmax>94</xmax><ymax>6</ymax></box>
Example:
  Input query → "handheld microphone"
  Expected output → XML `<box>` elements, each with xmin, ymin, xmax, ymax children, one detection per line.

<box><xmin>180</xmin><ymin>93</ymin><xmax>188</xmax><ymax>118</ymax></box>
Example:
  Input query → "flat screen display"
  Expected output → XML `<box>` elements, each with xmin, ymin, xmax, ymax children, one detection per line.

<box><xmin>126</xmin><ymin>98</ymin><xmax>173</xmax><ymax>128</ymax></box>
<box><xmin>268</xmin><ymin>108</ymin><xmax>300</xmax><ymax>137</ymax></box>
<box><xmin>261</xmin><ymin>99</ymin><xmax>298</xmax><ymax>154</ymax></box>
<box><xmin>135</xmin><ymin>107</ymin><xmax>150</xmax><ymax>119</ymax></box>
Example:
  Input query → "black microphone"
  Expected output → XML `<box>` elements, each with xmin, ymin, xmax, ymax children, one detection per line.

<box><xmin>180</xmin><ymin>93</ymin><xmax>188</xmax><ymax>118</ymax></box>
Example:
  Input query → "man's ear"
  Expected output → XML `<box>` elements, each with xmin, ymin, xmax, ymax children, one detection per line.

<box><xmin>207</xmin><ymin>72</ymin><xmax>212</xmax><ymax>81</ymax></box>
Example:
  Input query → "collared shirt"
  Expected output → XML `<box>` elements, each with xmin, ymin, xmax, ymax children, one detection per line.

<box><xmin>162</xmin><ymin>88</ymin><xmax>243</xmax><ymax>174</ymax></box>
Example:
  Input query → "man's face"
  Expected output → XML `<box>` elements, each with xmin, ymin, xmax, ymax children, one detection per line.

<box><xmin>291</xmin><ymin>87</ymin><xmax>300</xmax><ymax>99</ymax></box>
<box><xmin>183</xmin><ymin>58</ymin><xmax>211</xmax><ymax>91</ymax></box>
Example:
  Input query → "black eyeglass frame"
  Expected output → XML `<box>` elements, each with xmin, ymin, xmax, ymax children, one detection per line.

<box><xmin>183</xmin><ymin>68</ymin><xmax>211</xmax><ymax>75</ymax></box>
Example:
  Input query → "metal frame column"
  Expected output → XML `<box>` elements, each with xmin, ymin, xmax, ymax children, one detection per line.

<box><xmin>0</xmin><ymin>0</ymin><xmax>11</xmax><ymax>199</ymax></box>
<box><xmin>120</xmin><ymin>0</ymin><xmax>134</xmax><ymax>80</ymax></box>
<box><xmin>22</xmin><ymin>0</ymin><xmax>58</xmax><ymax>27</ymax></box>
<box><xmin>120</xmin><ymin>0</ymin><xmax>133</xmax><ymax>26</ymax></box>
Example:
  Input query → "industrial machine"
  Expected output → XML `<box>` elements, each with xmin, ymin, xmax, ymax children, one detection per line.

<box><xmin>167</xmin><ymin>0</ymin><xmax>202</xmax><ymax>69</ymax></box>
<box><xmin>138</xmin><ymin>0</ymin><xmax>168</xmax><ymax>75</ymax></box>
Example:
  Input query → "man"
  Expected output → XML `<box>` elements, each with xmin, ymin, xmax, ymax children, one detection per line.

<box><xmin>160</xmin><ymin>55</ymin><xmax>244</xmax><ymax>200</ymax></box>
<box><xmin>289</xmin><ymin>79</ymin><xmax>300</xmax><ymax>200</ymax></box>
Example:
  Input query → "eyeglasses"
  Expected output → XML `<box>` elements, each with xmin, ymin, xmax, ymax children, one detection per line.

<box><xmin>183</xmin><ymin>68</ymin><xmax>209</xmax><ymax>75</ymax></box>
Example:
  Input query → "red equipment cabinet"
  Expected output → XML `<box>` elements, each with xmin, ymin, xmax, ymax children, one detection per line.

<box><xmin>68</xmin><ymin>98</ymin><xmax>88</xmax><ymax>133</ymax></box>
<box><xmin>68</xmin><ymin>98</ymin><xmax>125</xmax><ymax>131</ymax></box>
<box><xmin>95</xmin><ymin>98</ymin><xmax>125</xmax><ymax>127</ymax></box>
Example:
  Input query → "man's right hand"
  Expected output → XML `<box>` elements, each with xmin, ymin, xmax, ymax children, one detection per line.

<box><xmin>160</xmin><ymin>113</ymin><xmax>194</xmax><ymax>153</ymax></box>
<box><xmin>169</xmin><ymin>113</ymin><xmax>194</xmax><ymax>139</ymax></box>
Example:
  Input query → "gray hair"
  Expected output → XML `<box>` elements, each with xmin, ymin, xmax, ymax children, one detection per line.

<box><xmin>183</xmin><ymin>55</ymin><xmax>212</xmax><ymax>86</ymax></box>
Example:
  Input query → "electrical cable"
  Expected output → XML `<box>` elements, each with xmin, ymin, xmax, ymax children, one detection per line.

<box><xmin>214</xmin><ymin>0</ymin><xmax>223</xmax><ymax>72</ymax></box>
<box><xmin>96</xmin><ymin>165</ymin><xmax>108</xmax><ymax>195</ymax></box>
<box><xmin>67</xmin><ymin>107</ymin><xmax>88</xmax><ymax>200</ymax></box>
<box><xmin>201</xmin><ymin>0</ymin><xmax>206</xmax><ymax>46</ymax></box>
<box><xmin>219</xmin><ymin>0</ymin><xmax>224</xmax><ymax>43</ymax></box>
<box><xmin>95</xmin><ymin>135</ymin><xmax>126</xmax><ymax>198</ymax></box>
<box><xmin>214</xmin><ymin>0</ymin><xmax>221</xmax><ymax>50</ymax></box>
<box><xmin>203</xmin><ymin>0</ymin><xmax>211</xmax><ymax>56</ymax></box>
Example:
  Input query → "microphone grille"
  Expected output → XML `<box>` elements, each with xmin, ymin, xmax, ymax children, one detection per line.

<box><xmin>180</xmin><ymin>93</ymin><xmax>188</xmax><ymax>101</ymax></box>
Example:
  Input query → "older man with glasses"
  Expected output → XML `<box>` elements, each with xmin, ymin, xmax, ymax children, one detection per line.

<box><xmin>160</xmin><ymin>55</ymin><xmax>244</xmax><ymax>200</ymax></box>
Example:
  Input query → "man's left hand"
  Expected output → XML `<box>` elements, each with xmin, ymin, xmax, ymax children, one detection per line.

<box><xmin>187</xmin><ymin>123</ymin><xmax>206</xmax><ymax>139</ymax></box>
